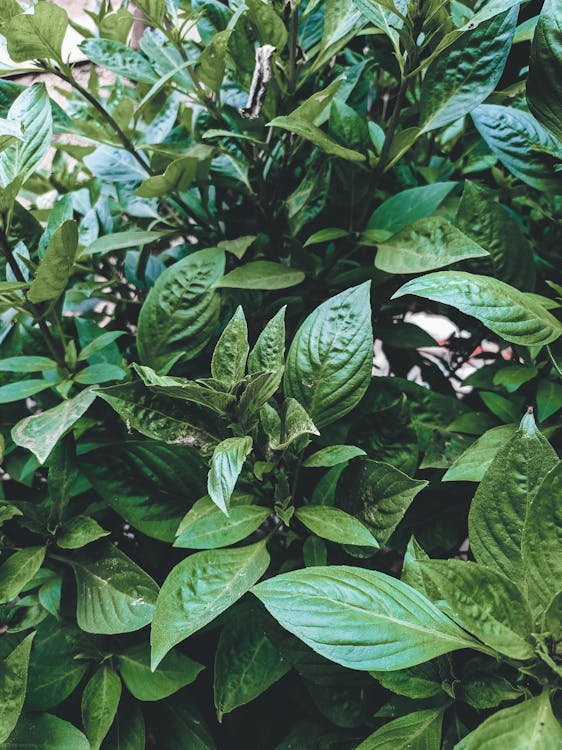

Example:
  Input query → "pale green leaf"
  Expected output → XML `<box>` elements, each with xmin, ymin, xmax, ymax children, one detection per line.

<box><xmin>118</xmin><ymin>643</ymin><xmax>203</xmax><ymax>702</ymax></box>
<box><xmin>28</xmin><ymin>220</ymin><xmax>78</xmax><ymax>304</ymax></box>
<box><xmin>217</xmin><ymin>261</ymin><xmax>305</xmax><ymax>290</ymax></box>
<box><xmin>296</xmin><ymin>506</ymin><xmax>379</xmax><ymax>547</ymax></box>
<box><xmin>303</xmin><ymin>445</ymin><xmax>366</xmax><ymax>467</ymax></box>
<box><xmin>207</xmin><ymin>436</ymin><xmax>253</xmax><ymax>515</ymax></box>
<box><xmin>5</xmin><ymin>1</ymin><xmax>68</xmax><ymax>64</ymax></box>
<box><xmin>357</xmin><ymin>708</ymin><xmax>443</xmax><ymax>750</ymax></box>
<box><xmin>442</xmin><ymin>424</ymin><xmax>517</xmax><ymax>482</ymax></box>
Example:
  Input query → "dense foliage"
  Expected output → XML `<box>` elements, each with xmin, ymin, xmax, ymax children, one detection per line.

<box><xmin>0</xmin><ymin>0</ymin><xmax>561</xmax><ymax>747</ymax></box>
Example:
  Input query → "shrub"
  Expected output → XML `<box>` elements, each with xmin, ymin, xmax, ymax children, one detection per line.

<box><xmin>0</xmin><ymin>0</ymin><xmax>561</xmax><ymax>747</ymax></box>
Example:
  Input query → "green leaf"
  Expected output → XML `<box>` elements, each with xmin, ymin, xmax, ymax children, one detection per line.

<box><xmin>175</xmin><ymin>499</ymin><xmax>269</xmax><ymax>549</ymax></box>
<box><xmin>80</xmin><ymin>39</ymin><xmax>158</xmax><ymax>84</ymax></box>
<box><xmin>197</xmin><ymin>30</ymin><xmax>232</xmax><ymax>94</ymax></box>
<box><xmin>0</xmin><ymin>379</ymin><xmax>52</xmax><ymax>404</ymax></box>
<box><xmin>134</xmin><ymin>0</ymin><xmax>166</xmax><ymax>24</ymax></box>
<box><xmin>81</xmin><ymin>666</ymin><xmax>122</xmax><ymax>750</ymax></box>
<box><xmin>284</xmin><ymin>283</ymin><xmax>373</xmax><ymax>428</ymax></box>
<box><xmin>248</xmin><ymin>306</ymin><xmax>286</xmax><ymax>376</ymax></box>
<box><xmin>136</xmin><ymin>156</ymin><xmax>198</xmax><ymax>198</ymax></box>
<box><xmin>537</xmin><ymin>379</ymin><xmax>562</xmax><ymax>422</ymax></box>
<box><xmin>393</xmin><ymin>271</ymin><xmax>562</xmax><ymax>346</ymax></box>
<box><xmin>527</xmin><ymin>0</ymin><xmax>562</xmax><ymax>143</ymax></box>
<box><xmin>471</xmin><ymin>104</ymin><xmax>562</xmax><ymax>193</ymax></box>
<box><xmin>0</xmin><ymin>83</ymin><xmax>52</xmax><ymax>188</ymax></box>
<box><xmin>442</xmin><ymin>424</ymin><xmax>517</xmax><ymax>482</ymax></box>
<box><xmin>456</xmin><ymin>693</ymin><xmax>562</xmax><ymax>750</ymax></box>
<box><xmin>296</xmin><ymin>506</ymin><xmax>379</xmax><ymax>548</ymax></box>
<box><xmin>367</xmin><ymin>182</ymin><xmax>456</xmax><ymax>236</ymax></box>
<box><xmin>455</xmin><ymin>181</ymin><xmax>535</xmax><ymax>290</ymax></box>
<box><xmin>375</xmin><ymin>216</ymin><xmax>488</xmax><ymax>274</ymax></box>
<box><xmin>0</xmin><ymin>356</ymin><xmax>56</xmax><ymax>372</ymax></box>
<box><xmin>245</xmin><ymin>0</ymin><xmax>287</xmax><ymax>49</ymax></box>
<box><xmin>0</xmin><ymin>634</ymin><xmax>34</xmax><ymax>743</ymax></box>
<box><xmin>133</xmin><ymin>365</ymin><xmax>235</xmax><ymax>414</ymax></box>
<box><xmin>469</xmin><ymin>411</ymin><xmax>558</xmax><ymax>581</ymax></box>
<box><xmin>270</xmin><ymin>398</ymin><xmax>319</xmax><ymax>451</ymax></box>
<box><xmin>98</xmin><ymin>383</ymin><xmax>222</xmax><ymax>457</ymax></box>
<box><xmin>0</xmin><ymin>713</ymin><xmax>89</xmax><ymax>750</ymax></box>
<box><xmin>217</xmin><ymin>235</ymin><xmax>256</xmax><ymax>259</ymax></box>
<box><xmin>0</xmin><ymin>547</ymin><xmax>46</xmax><ymax>604</ymax></box>
<box><xmin>370</xmin><ymin>662</ymin><xmax>443</xmax><ymax>700</ymax></box>
<box><xmin>268</xmin><ymin>116</ymin><xmax>365</xmax><ymax>162</ymax></box>
<box><xmin>82</xmin><ymin>229</ymin><xmax>174</xmax><ymax>257</ymax></box>
<box><xmin>207</xmin><ymin>436</ymin><xmax>253</xmax><ymax>515</ymax></box>
<box><xmin>304</xmin><ymin>228</ymin><xmax>350</xmax><ymax>246</ymax></box>
<box><xmin>57</xmin><ymin>516</ymin><xmax>109</xmax><ymax>549</ymax></box>
<box><xmin>522</xmin><ymin>462</ymin><xmax>562</xmax><ymax>612</ymax></box>
<box><xmin>137</xmin><ymin>248</ymin><xmax>225</xmax><ymax>372</ymax></box>
<box><xmin>151</xmin><ymin>541</ymin><xmax>270</xmax><ymax>670</ymax></box>
<box><xmin>11</xmin><ymin>389</ymin><xmax>97</xmax><ymax>464</ymax></box>
<box><xmin>214</xmin><ymin>612</ymin><xmax>290</xmax><ymax>719</ymax></box>
<box><xmin>27</xmin><ymin>220</ymin><xmax>78</xmax><ymax>304</ymax></box>
<box><xmin>78</xmin><ymin>331</ymin><xmax>125</xmax><ymax>362</ymax></box>
<box><xmin>211</xmin><ymin>307</ymin><xmax>249</xmax><ymax>387</ymax></box>
<box><xmin>74</xmin><ymin>363</ymin><xmax>126</xmax><ymax>385</ymax></box>
<box><xmin>253</xmin><ymin>566</ymin><xmax>484</xmax><ymax>671</ymax></box>
<box><xmin>118</xmin><ymin>644</ymin><xmax>203</xmax><ymax>702</ymax></box>
<box><xmin>303</xmin><ymin>445</ymin><xmax>366</xmax><ymax>467</ymax></box>
<box><xmin>420</xmin><ymin>10</ymin><xmax>517</xmax><ymax>132</ymax></box>
<box><xmin>339</xmin><ymin>460</ymin><xmax>428</xmax><ymax>545</ymax></box>
<box><xmin>103</xmin><ymin>699</ymin><xmax>145</xmax><ymax>750</ymax></box>
<box><xmin>5</xmin><ymin>1</ymin><xmax>68</xmax><ymax>64</ymax></box>
<box><xmin>217</xmin><ymin>261</ymin><xmax>305</xmax><ymax>290</ymax></box>
<box><xmin>153</xmin><ymin>697</ymin><xmax>217</xmax><ymax>750</ymax></box>
<box><xmin>357</xmin><ymin>708</ymin><xmax>443</xmax><ymax>750</ymax></box>
<box><xmin>70</xmin><ymin>540</ymin><xmax>159</xmax><ymax>634</ymax></box>
<box><xmin>415</xmin><ymin>560</ymin><xmax>534</xmax><ymax>659</ymax></box>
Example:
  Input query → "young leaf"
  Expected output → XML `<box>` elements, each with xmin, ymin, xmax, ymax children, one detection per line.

<box><xmin>469</xmin><ymin>411</ymin><xmax>558</xmax><ymax>581</ymax></box>
<box><xmin>375</xmin><ymin>216</ymin><xmax>488</xmax><ymax>274</ymax></box>
<box><xmin>216</xmin><ymin>261</ymin><xmax>305</xmax><ymax>290</ymax></box>
<box><xmin>297</xmin><ymin>507</ymin><xmax>377</xmax><ymax>548</ymax></box>
<box><xmin>151</xmin><ymin>541</ymin><xmax>270</xmax><ymax>669</ymax></box>
<box><xmin>393</xmin><ymin>272</ymin><xmax>562</xmax><ymax>346</ymax></box>
<box><xmin>207</xmin><ymin>436</ymin><xmax>253</xmax><ymax>515</ymax></box>
<box><xmin>137</xmin><ymin>248</ymin><xmax>225</xmax><ymax>372</ymax></box>
<box><xmin>522</xmin><ymin>461</ymin><xmax>562</xmax><ymax>612</ymax></box>
<box><xmin>253</xmin><ymin>566</ymin><xmax>484</xmax><ymax>671</ymax></box>
<box><xmin>0</xmin><ymin>633</ymin><xmax>34</xmax><ymax>743</ymax></box>
<box><xmin>5</xmin><ymin>1</ymin><xmax>68</xmax><ymax>64</ymax></box>
<box><xmin>175</xmin><ymin>501</ymin><xmax>269</xmax><ymax>550</ymax></box>
<box><xmin>284</xmin><ymin>283</ymin><xmax>373</xmax><ymax>428</ymax></box>
<box><xmin>118</xmin><ymin>644</ymin><xmax>203</xmax><ymax>702</ymax></box>
<box><xmin>248</xmin><ymin>306</ymin><xmax>286</xmax><ymax>375</ymax></box>
<box><xmin>419</xmin><ymin>9</ymin><xmax>517</xmax><ymax>132</ymax></box>
<box><xmin>1</xmin><ymin>712</ymin><xmax>89</xmax><ymax>750</ymax></box>
<box><xmin>270</xmin><ymin>398</ymin><xmax>319</xmax><ymax>450</ymax></box>
<box><xmin>303</xmin><ymin>445</ymin><xmax>366</xmax><ymax>467</ymax></box>
<box><xmin>70</xmin><ymin>541</ymin><xmax>159</xmax><ymax>634</ymax></box>
<box><xmin>81</xmin><ymin>666</ymin><xmax>122</xmax><ymax>750</ymax></box>
<box><xmin>0</xmin><ymin>547</ymin><xmax>46</xmax><ymax>604</ymax></box>
<box><xmin>357</xmin><ymin>708</ymin><xmax>443</xmax><ymax>750</ymax></box>
<box><xmin>28</xmin><ymin>220</ymin><xmax>78</xmax><ymax>304</ymax></box>
<box><xmin>442</xmin><ymin>424</ymin><xmax>517</xmax><ymax>482</ymax></box>
<box><xmin>211</xmin><ymin>307</ymin><xmax>249</xmax><ymax>387</ymax></box>
<box><xmin>527</xmin><ymin>0</ymin><xmax>562</xmax><ymax>143</ymax></box>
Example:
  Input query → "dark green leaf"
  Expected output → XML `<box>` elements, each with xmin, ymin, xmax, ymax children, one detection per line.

<box><xmin>296</xmin><ymin>506</ymin><xmax>379</xmax><ymax>547</ymax></box>
<box><xmin>217</xmin><ymin>262</ymin><xmax>305</xmax><ymax>290</ymax></box>
<box><xmin>118</xmin><ymin>644</ymin><xmax>203</xmax><ymax>701</ymax></box>
<box><xmin>0</xmin><ymin>634</ymin><xmax>34</xmax><ymax>743</ymax></box>
<box><xmin>211</xmin><ymin>306</ymin><xmax>249</xmax><ymax>387</ymax></box>
<box><xmin>357</xmin><ymin>708</ymin><xmax>443</xmax><ymax>749</ymax></box>
<box><xmin>303</xmin><ymin>445</ymin><xmax>366</xmax><ymax>467</ymax></box>
<box><xmin>527</xmin><ymin>0</ymin><xmax>562</xmax><ymax>143</ymax></box>
<box><xmin>81</xmin><ymin>666</ymin><xmax>122</xmax><ymax>750</ymax></box>
<box><xmin>57</xmin><ymin>516</ymin><xmax>109</xmax><ymax>549</ymax></box>
<box><xmin>175</xmin><ymin>499</ymin><xmax>269</xmax><ymax>549</ymax></box>
<box><xmin>0</xmin><ymin>713</ymin><xmax>89</xmax><ymax>750</ymax></box>
<box><xmin>0</xmin><ymin>547</ymin><xmax>46</xmax><ymax>604</ymax></box>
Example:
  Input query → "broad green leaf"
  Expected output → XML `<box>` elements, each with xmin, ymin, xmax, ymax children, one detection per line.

<box><xmin>70</xmin><ymin>541</ymin><xmax>159</xmax><ymax>634</ymax></box>
<box><xmin>303</xmin><ymin>445</ymin><xmax>366</xmax><ymax>467</ymax></box>
<box><xmin>5</xmin><ymin>1</ymin><xmax>68</xmax><ymax>64</ymax></box>
<box><xmin>0</xmin><ymin>356</ymin><xmax>56</xmax><ymax>372</ymax></box>
<box><xmin>82</xmin><ymin>229</ymin><xmax>173</xmax><ymax>257</ymax></box>
<box><xmin>0</xmin><ymin>84</ymin><xmax>52</xmax><ymax>188</ymax></box>
<box><xmin>270</xmin><ymin>398</ymin><xmax>319</xmax><ymax>450</ymax></box>
<box><xmin>370</xmin><ymin>662</ymin><xmax>443</xmax><ymax>699</ymax></box>
<box><xmin>456</xmin><ymin>181</ymin><xmax>535</xmax><ymax>290</ymax></box>
<box><xmin>527</xmin><ymin>0</ymin><xmax>562</xmax><ymax>143</ymax></box>
<box><xmin>0</xmin><ymin>547</ymin><xmax>46</xmax><ymax>604</ymax></box>
<box><xmin>217</xmin><ymin>261</ymin><xmax>305</xmax><ymax>290</ymax></box>
<box><xmin>248</xmin><ymin>306</ymin><xmax>286</xmax><ymax>375</ymax></box>
<box><xmin>214</xmin><ymin>612</ymin><xmax>290</xmax><ymax>719</ymax></box>
<box><xmin>455</xmin><ymin>693</ymin><xmax>562</xmax><ymax>750</ymax></box>
<box><xmin>367</xmin><ymin>182</ymin><xmax>456</xmax><ymax>236</ymax></box>
<box><xmin>420</xmin><ymin>10</ymin><xmax>517</xmax><ymax>132</ymax></box>
<box><xmin>393</xmin><ymin>272</ymin><xmax>562</xmax><ymax>346</ymax></box>
<box><xmin>118</xmin><ymin>644</ymin><xmax>203</xmax><ymax>701</ymax></box>
<box><xmin>415</xmin><ymin>560</ymin><xmax>534</xmax><ymax>659</ymax></box>
<box><xmin>0</xmin><ymin>379</ymin><xmax>52</xmax><ymax>404</ymax></box>
<box><xmin>175</xmin><ymin>500</ymin><xmax>269</xmax><ymax>549</ymax></box>
<box><xmin>197</xmin><ymin>30</ymin><xmax>232</xmax><ymax>93</ymax></box>
<box><xmin>471</xmin><ymin>104</ymin><xmax>562</xmax><ymax>193</ymax></box>
<box><xmin>151</xmin><ymin>541</ymin><xmax>270</xmax><ymax>669</ymax></box>
<box><xmin>296</xmin><ymin>506</ymin><xmax>379</xmax><ymax>547</ymax></box>
<box><xmin>253</xmin><ymin>566</ymin><xmax>484</xmax><ymax>671</ymax></box>
<box><xmin>137</xmin><ymin>156</ymin><xmax>198</xmax><ymax>198</ymax></box>
<box><xmin>133</xmin><ymin>365</ymin><xmax>235</xmax><ymax>414</ymax></box>
<box><xmin>339</xmin><ymin>460</ymin><xmax>428</xmax><ymax>545</ymax></box>
<box><xmin>137</xmin><ymin>248</ymin><xmax>225</xmax><ymax>372</ymax></box>
<box><xmin>211</xmin><ymin>307</ymin><xmax>249</xmax><ymax>387</ymax></box>
<box><xmin>268</xmin><ymin>116</ymin><xmax>365</xmax><ymax>162</ymax></box>
<box><xmin>313</xmin><ymin>0</ymin><xmax>364</xmax><ymax>70</ymax></box>
<box><xmin>97</xmin><ymin>383</ymin><xmax>222</xmax><ymax>456</ymax></box>
<box><xmin>0</xmin><ymin>634</ymin><xmax>34</xmax><ymax>743</ymax></box>
<box><xmin>375</xmin><ymin>217</ymin><xmax>488</xmax><ymax>274</ymax></box>
<box><xmin>522</xmin><ymin>462</ymin><xmax>562</xmax><ymax>612</ymax></box>
<box><xmin>74</xmin><ymin>363</ymin><xmax>126</xmax><ymax>385</ymax></box>
<box><xmin>80</xmin><ymin>39</ymin><xmax>158</xmax><ymax>84</ymax></box>
<box><xmin>442</xmin><ymin>424</ymin><xmax>517</xmax><ymax>482</ymax></box>
<box><xmin>0</xmin><ymin>713</ymin><xmax>89</xmax><ymax>750</ymax></box>
<box><xmin>135</xmin><ymin>0</ymin><xmax>166</xmax><ymax>24</ymax></box>
<box><xmin>284</xmin><ymin>283</ymin><xmax>373</xmax><ymax>428</ymax></box>
<box><xmin>217</xmin><ymin>235</ymin><xmax>256</xmax><ymax>259</ymax></box>
<box><xmin>11</xmin><ymin>389</ymin><xmax>97</xmax><ymax>464</ymax></box>
<box><xmin>353</xmin><ymin>0</ymin><xmax>405</xmax><ymax>38</ymax></box>
<box><xmin>330</xmin><ymin>99</ymin><xmax>370</xmax><ymax>151</ymax></box>
<box><xmin>81</xmin><ymin>666</ymin><xmax>122</xmax><ymax>750</ymax></box>
<box><xmin>57</xmin><ymin>516</ymin><xmax>109</xmax><ymax>549</ymax></box>
<box><xmin>469</xmin><ymin>412</ymin><xmax>558</xmax><ymax>581</ymax></box>
<box><xmin>357</xmin><ymin>708</ymin><xmax>443</xmax><ymax>750</ymax></box>
<box><xmin>207</xmin><ymin>436</ymin><xmax>253</xmax><ymax>515</ymax></box>
<box><xmin>28</xmin><ymin>220</ymin><xmax>78</xmax><ymax>304</ymax></box>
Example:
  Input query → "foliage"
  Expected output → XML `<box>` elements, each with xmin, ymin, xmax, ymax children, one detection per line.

<box><xmin>0</xmin><ymin>0</ymin><xmax>561</xmax><ymax>747</ymax></box>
